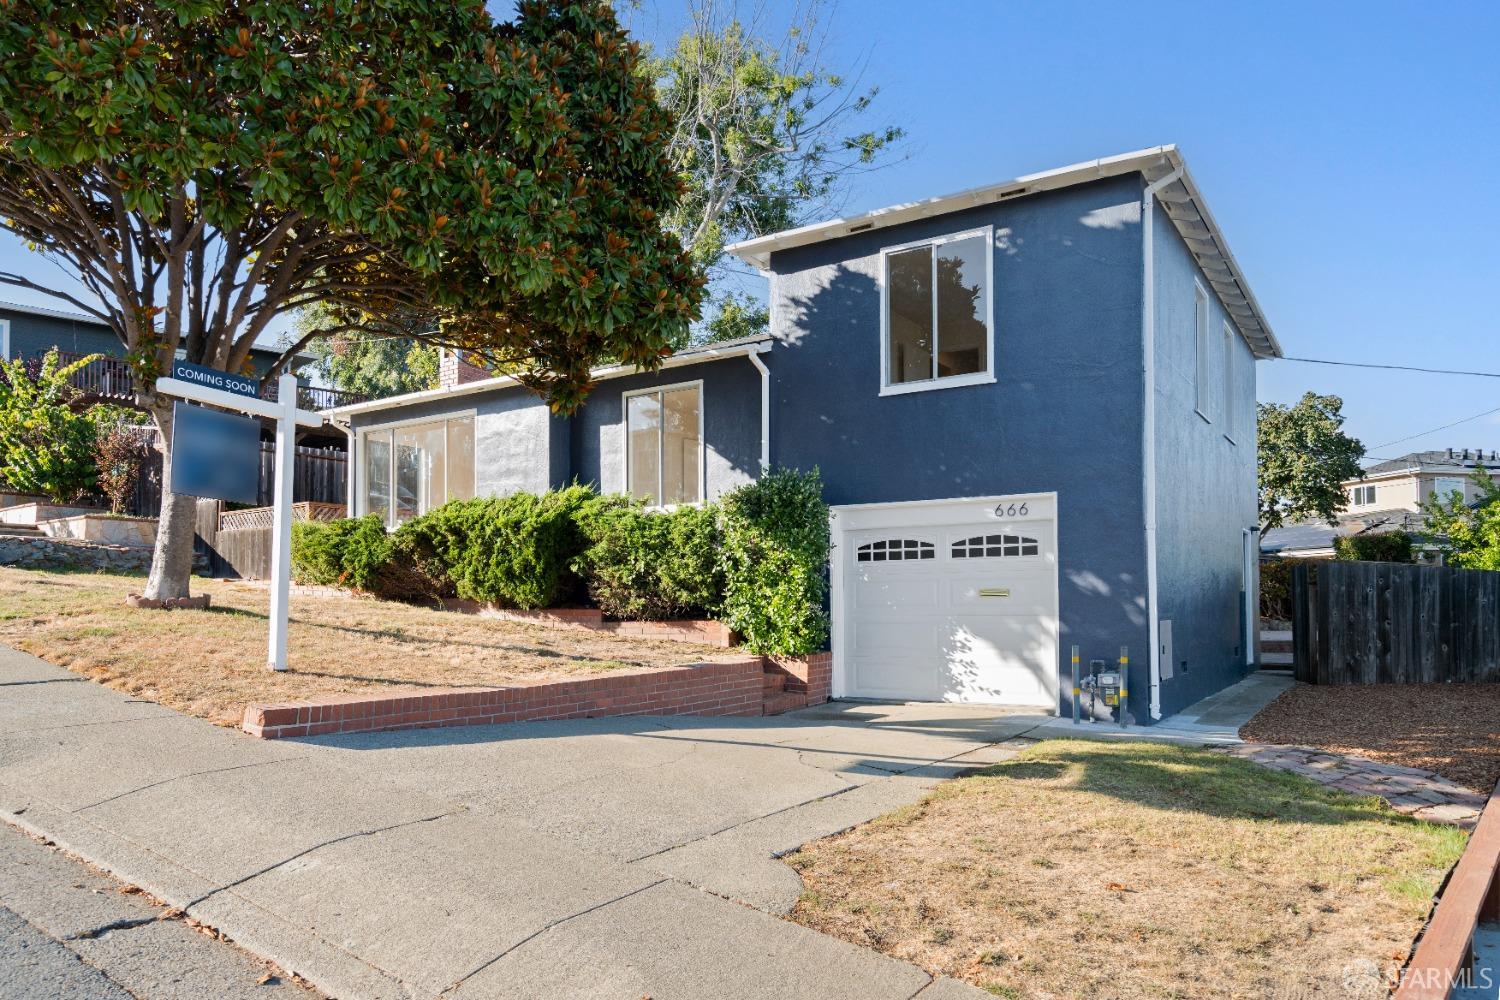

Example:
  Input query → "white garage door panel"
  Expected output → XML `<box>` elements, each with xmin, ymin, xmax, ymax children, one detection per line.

<box><xmin>835</xmin><ymin>494</ymin><xmax>1060</xmax><ymax>709</ymax></box>
<box><xmin>850</xmin><ymin>576</ymin><xmax>942</xmax><ymax>612</ymax></box>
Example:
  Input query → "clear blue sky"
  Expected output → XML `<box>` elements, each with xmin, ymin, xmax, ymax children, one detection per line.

<box><xmin>5</xmin><ymin>1</ymin><xmax>1496</xmax><ymax>461</ymax></box>
<box><xmin>624</xmin><ymin>0</ymin><xmax>1500</xmax><ymax>462</ymax></box>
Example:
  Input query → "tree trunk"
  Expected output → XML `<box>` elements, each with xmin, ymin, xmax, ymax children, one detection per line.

<box><xmin>143</xmin><ymin>402</ymin><xmax>197</xmax><ymax>601</ymax></box>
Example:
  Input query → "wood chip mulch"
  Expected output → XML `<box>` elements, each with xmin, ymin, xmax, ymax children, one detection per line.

<box><xmin>1240</xmin><ymin>683</ymin><xmax>1500</xmax><ymax>794</ymax></box>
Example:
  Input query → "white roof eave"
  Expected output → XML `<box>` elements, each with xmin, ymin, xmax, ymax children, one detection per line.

<box><xmin>726</xmin><ymin>145</ymin><xmax>1281</xmax><ymax>360</ymax></box>
<box><xmin>324</xmin><ymin>338</ymin><xmax>772</xmax><ymax>419</ymax></box>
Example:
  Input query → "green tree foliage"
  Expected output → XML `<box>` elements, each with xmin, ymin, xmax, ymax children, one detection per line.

<box><xmin>0</xmin><ymin>0</ymin><xmax>701</xmax><ymax>598</ymax></box>
<box><xmin>0</xmin><ymin>349</ymin><xmax>102</xmax><ymax>503</ymax></box>
<box><xmin>302</xmin><ymin>323</ymin><xmax>441</xmax><ymax>400</ymax></box>
<box><xmin>1421</xmin><ymin>467</ymin><xmax>1500</xmax><ymax>569</ymax></box>
<box><xmin>1257</xmin><ymin>393</ymin><xmax>1365</xmax><ymax>537</ymax></box>
<box><xmin>1334</xmin><ymin>531</ymin><xmax>1413</xmax><ymax>563</ymax></box>
<box><xmin>638</xmin><ymin>0</ymin><xmax>903</xmax><ymax>342</ymax></box>
<box><xmin>719</xmin><ymin>468</ymin><xmax>830</xmax><ymax>655</ymax></box>
<box><xmin>700</xmin><ymin>291</ymin><xmax>770</xmax><ymax>345</ymax></box>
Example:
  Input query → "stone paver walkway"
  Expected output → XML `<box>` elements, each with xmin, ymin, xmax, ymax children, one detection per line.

<box><xmin>1224</xmin><ymin>743</ymin><xmax>1488</xmax><ymax>828</ymax></box>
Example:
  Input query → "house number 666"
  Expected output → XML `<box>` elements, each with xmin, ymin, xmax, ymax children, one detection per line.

<box><xmin>995</xmin><ymin>502</ymin><xmax>1029</xmax><ymax>518</ymax></box>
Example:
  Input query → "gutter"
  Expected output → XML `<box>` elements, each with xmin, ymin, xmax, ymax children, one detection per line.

<box><xmin>746</xmin><ymin>344</ymin><xmax>771</xmax><ymax>473</ymax></box>
<box><xmin>1141</xmin><ymin>165</ymin><xmax>1183</xmax><ymax>722</ymax></box>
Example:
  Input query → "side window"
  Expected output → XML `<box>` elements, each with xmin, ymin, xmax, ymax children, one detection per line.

<box><xmin>856</xmin><ymin>539</ymin><xmax>936</xmax><ymax>562</ymax></box>
<box><xmin>883</xmin><ymin>228</ymin><xmax>992</xmax><ymax>393</ymax></box>
<box><xmin>1194</xmin><ymin>283</ymin><xmax>1210</xmax><ymax>419</ymax></box>
<box><xmin>952</xmin><ymin>534</ymin><xmax>1039</xmax><ymax>559</ymax></box>
<box><xmin>1222</xmin><ymin>320</ymin><xmax>1236</xmax><ymax>440</ymax></box>
<box><xmin>1348</xmin><ymin>485</ymin><xmax>1376</xmax><ymax>506</ymax></box>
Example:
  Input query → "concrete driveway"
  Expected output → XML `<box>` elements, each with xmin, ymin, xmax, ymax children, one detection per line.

<box><xmin>0</xmin><ymin>646</ymin><xmax>1037</xmax><ymax>999</ymax></box>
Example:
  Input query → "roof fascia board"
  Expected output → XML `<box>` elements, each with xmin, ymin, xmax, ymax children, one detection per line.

<box><xmin>326</xmin><ymin>339</ymin><xmax>772</xmax><ymax>418</ymax></box>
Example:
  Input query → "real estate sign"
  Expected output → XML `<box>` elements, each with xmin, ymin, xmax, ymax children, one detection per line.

<box><xmin>168</xmin><ymin>400</ymin><xmax>260</xmax><ymax>505</ymax></box>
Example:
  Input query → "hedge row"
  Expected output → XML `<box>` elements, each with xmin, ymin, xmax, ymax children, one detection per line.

<box><xmin>290</xmin><ymin>469</ymin><xmax>830</xmax><ymax>655</ymax></box>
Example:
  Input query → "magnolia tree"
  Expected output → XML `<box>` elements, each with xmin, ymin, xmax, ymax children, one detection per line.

<box><xmin>0</xmin><ymin>0</ymin><xmax>702</xmax><ymax>601</ymax></box>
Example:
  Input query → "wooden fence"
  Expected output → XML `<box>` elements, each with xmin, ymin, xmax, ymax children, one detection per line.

<box><xmin>131</xmin><ymin>440</ymin><xmax>346</xmax><ymax>517</ymax></box>
<box><xmin>196</xmin><ymin>500</ymin><xmax>345</xmax><ymax>580</ymax></box>
<box><xmin>1292</xmin><ymin>560</ymin><xmax>1500</xmax><ymax>684</ymax></box>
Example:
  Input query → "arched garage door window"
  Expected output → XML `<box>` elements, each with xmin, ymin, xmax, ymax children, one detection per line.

<box><xmin>952</xmin><ymin>534</ymin><xmax>1039</xmax><ymax>558</ymax></box>
<box><xmin>856</xmin><ymin>539</ymin><xmax>935</xmax><ymax>562</ymax></box>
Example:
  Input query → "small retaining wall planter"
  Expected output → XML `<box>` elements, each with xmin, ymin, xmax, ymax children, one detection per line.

<box><xmin>243</xmin><ymin>657</ymin><xmax>768</xmax><ymax>739</ymax></box>
<box><xmin>0</xmin><ymin>536</ymin><xmax>154</xmax><ymax>573</ymax></box>
<box><xmin>0</xmin><ymin>491</ymin><xmax>46</xmax><ymax>510</ymax></box>
<box><xmin>0</xmin><ymin>501</ymin><xmax>104</xmax><ymax>526</ymax></box>
<box><xmin>41</xmin><ymin>513</ymin><xmax>156</xmax><ymax>548</ymax></box>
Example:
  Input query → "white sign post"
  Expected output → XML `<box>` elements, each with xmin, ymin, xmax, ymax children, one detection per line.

<box><xmin>155</xmin><ymin>371</ymin><xmax>323</xmax><ymax>671</ymax></box>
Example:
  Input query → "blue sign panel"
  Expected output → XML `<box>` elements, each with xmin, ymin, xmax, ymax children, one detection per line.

<box><xmin>169</xmin><ymin>401</ymin><xmax>261</xmax><ymax>504</ymax></box>
<box><xmin>171</xmin><ymin>360</ymin><xmax>259</xmax><ymax>399</ymax></box>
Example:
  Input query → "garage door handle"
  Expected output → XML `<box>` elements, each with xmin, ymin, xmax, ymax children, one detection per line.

<box><xmin>979</xmin><ymin>588</ymin><xmax>1011</xmax><ymax>598</ymax></box>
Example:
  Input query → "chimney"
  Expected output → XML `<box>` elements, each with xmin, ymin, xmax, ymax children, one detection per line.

<box><xmin>1448</xmin><ymin>448</ymin><xmax>1454</xmax><ymax>459</ymax></box>
<box><xmin>438</xmin><ymin>348</ymin><xmax>490</xmax><ymax>390</ymax></box>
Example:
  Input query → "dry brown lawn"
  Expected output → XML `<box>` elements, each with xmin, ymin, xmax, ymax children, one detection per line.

<box><xmin>0</xmin><ymin>567</ymin><xmax>730</xmax><ymax>726</ymax></box>
<box><xmin>787</xmin><ymin>739</ymin><xmax>1466</xmax><ymax>1000</ymax></box>
<box><xmin>1241</xmin><ymin>683</ymin><xmax>1500</xmax><ymax>793</ymax></box>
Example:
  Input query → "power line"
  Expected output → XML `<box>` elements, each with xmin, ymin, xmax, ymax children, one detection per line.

<box><xmin>1369</xmin><ymin>404</ymin><xmax>1500</xmax><ymax>451</ymax></box>
<box><xmin>1281</xmin><ymin>356</ymin><xmax>1500</xmax><ymax>379</ymax></box>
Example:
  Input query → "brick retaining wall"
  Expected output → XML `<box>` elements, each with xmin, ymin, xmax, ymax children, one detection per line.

<box><xmin>765</xmin><ymin>652</ymin><xmax>833</xmax><ymax>706</ymax></box>
<box><xmin>243</xmin><ymin>657</ymin><xmax>767</xmax><ymax>739</ymax></box>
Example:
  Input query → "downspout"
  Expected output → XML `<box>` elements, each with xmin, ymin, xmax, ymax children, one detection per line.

<box><xmin>747</xmin><ymin>345</ymin><xmax>771</xmax><ymax>475</ymax></box>
<box><xmin>1142</xmin><ymin>165</ymin><xmax>1183</xmax><ymax>721</ymax></box>
<box><xmin>329</xmin><ymin>414</ymin><xmax>356</xmax><ymax>516</ymax></box>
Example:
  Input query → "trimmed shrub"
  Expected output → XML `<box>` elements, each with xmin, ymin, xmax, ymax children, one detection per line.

<box><xmin>720</xmin><ymin>468</ymin><xmax>830</xmax><ymax>655</ymax></box>
<box><xmin>412</xmin><ymin>486</ymin><xmax>597</xmax><ymax>608</ymax></box>
<box><xmin>290</xmin><ymin>516</ymin><xmax>391</xmax><ymax>591</ymax></box>
<box><xmin>575</xmin><ymin>502</ymin><xmax>724</xmax><ymax>620</ymax></box>
<box><xmin>1334</xmin><ymin>531</ymin><xmax>1413</xmax><ymax>563</ymax></box>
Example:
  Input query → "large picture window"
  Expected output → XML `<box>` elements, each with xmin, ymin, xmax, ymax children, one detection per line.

<box><xmin>624</xmin><ymin>382</ymin><xmax>702</xmax><ymax>506</ymax></box>
<box><xmin>882</xmin><ymin>228</ymin><xmax>992</xmax><ymax>393</ymax></box>
<box><xmin>360</xmin><ymin>415</ymin><xmax>474</xmax><ymax>527</ymax></box>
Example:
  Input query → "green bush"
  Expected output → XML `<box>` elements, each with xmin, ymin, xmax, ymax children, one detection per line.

<box><xmin>719</xmin><ymin>468</ymin><xmax>830</xmax><ymax>655</ymax></box>
<box><xmin>575</xmin><ymin>502</ymin><xmax>724</xmax><ymax>620</ymax></box>
<box><xmin>0</xmin><ymin>350</ymin><xmax>103</xmax><ymax>503</ymax></box>
<box><xmin>413</xmin><ymin>486</ymin><xmax>597</xmax><ymax>608</ymax></box>
<box><xmin>290</xmin><ymin>515</ymin><xmax>391</xmax><ymax>591</ymax></box>
<box><xmin>1258</xmin><ymin>558</ymin><xmax>1294</xmax><ymax>621</ymax></box>
<box><xmin>1334</xmin><ymin>531</ymin><xmax>1413</xmax><ymax>563</ymax></box>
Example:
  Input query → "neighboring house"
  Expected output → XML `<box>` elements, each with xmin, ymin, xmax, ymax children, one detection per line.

<box><xmin>1261</xmin><ymin>447</ymin><xmax>1496</xmax><ymax>561</ymax></box>
<box><xmin>0</xmin><ymin>299</ymin><xmax>345</xmax><ymax>446</ymax></box>
<box><xmin>328</xmin><ymin>145</ymin><xmax>1281</xmax><ymax>723</ymax></box>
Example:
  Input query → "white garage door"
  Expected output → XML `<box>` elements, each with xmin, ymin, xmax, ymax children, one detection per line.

<box><xmin>832</xmin><ymin>494</ymin><xmax>1059</xmax><ymax>708</ymax></box>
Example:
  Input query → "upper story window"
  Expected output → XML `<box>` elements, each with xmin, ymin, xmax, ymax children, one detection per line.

<box><xmin>1349</xmin><ymin>484</ymin><xmax>1376</xmax><ymax>506</ymax></box>
<box><xmin>625</xmin><ymin>381</ymin><xmax>702</xmax><ymax>506</ymax></box>
<box><xmin>1194</xmin><ymin>282</ymin><xmax>1211</xmax><ymax>420</ymax></box>
<box><xmin>881</xmin><ymin>227</ymin><xmax>993</xmax><ymax>395</ymax></box>
<box><xmin>361</xmin><ymin>415</ymin><xmax>475</xmax><ymax>528</ymax></box>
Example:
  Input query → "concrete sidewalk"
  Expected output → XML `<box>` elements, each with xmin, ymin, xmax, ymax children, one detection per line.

<box><xmin>0</xmin><ymin>647</ymin><xmax>1034</xmax><ymax>999</ymax></box>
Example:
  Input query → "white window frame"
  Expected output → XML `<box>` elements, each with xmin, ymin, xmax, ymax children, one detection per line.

<box><xmin>1194</xmin><ymin>280</ymin><xmax>1211</xmax><ymax>422</ymax></box>
<box><xmin>1221</xmin><ymin>319</ymin><xmax>1237</xmax><ymax>443</ymax></box>
<box><xmin>621</xmin><ymin>379</ymin><xmax>706</xmax><ymax>508</ymax></box>
<box><xmin>0</xmin><ymin>318</ymin><xmax>9</xmax><ymax>359</ymax></box>
<box><xmin>355</xmin><ymin>408</ymin><xmax>476</xmax><ymax>528</ymax></box>
<box><xmin>1433</xmin><ymin>476</ymin><xmax>1466</xmax><ymax>500</ymax></box>
<box><xmin>878</xmin><ymin>226</ymin><xmax>996</xmax><ymax>397</ymax></box>
<box><xmin>1349</xmin><ymin>484</ymin><xmax>1376</xmax><ymax>506</ymax></box>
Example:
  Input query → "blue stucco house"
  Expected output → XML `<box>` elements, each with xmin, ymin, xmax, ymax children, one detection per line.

<box><xmin>328</xmin><ymin>145</ymin><xmax>1282</xmax><ymax>724</ymax></box>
